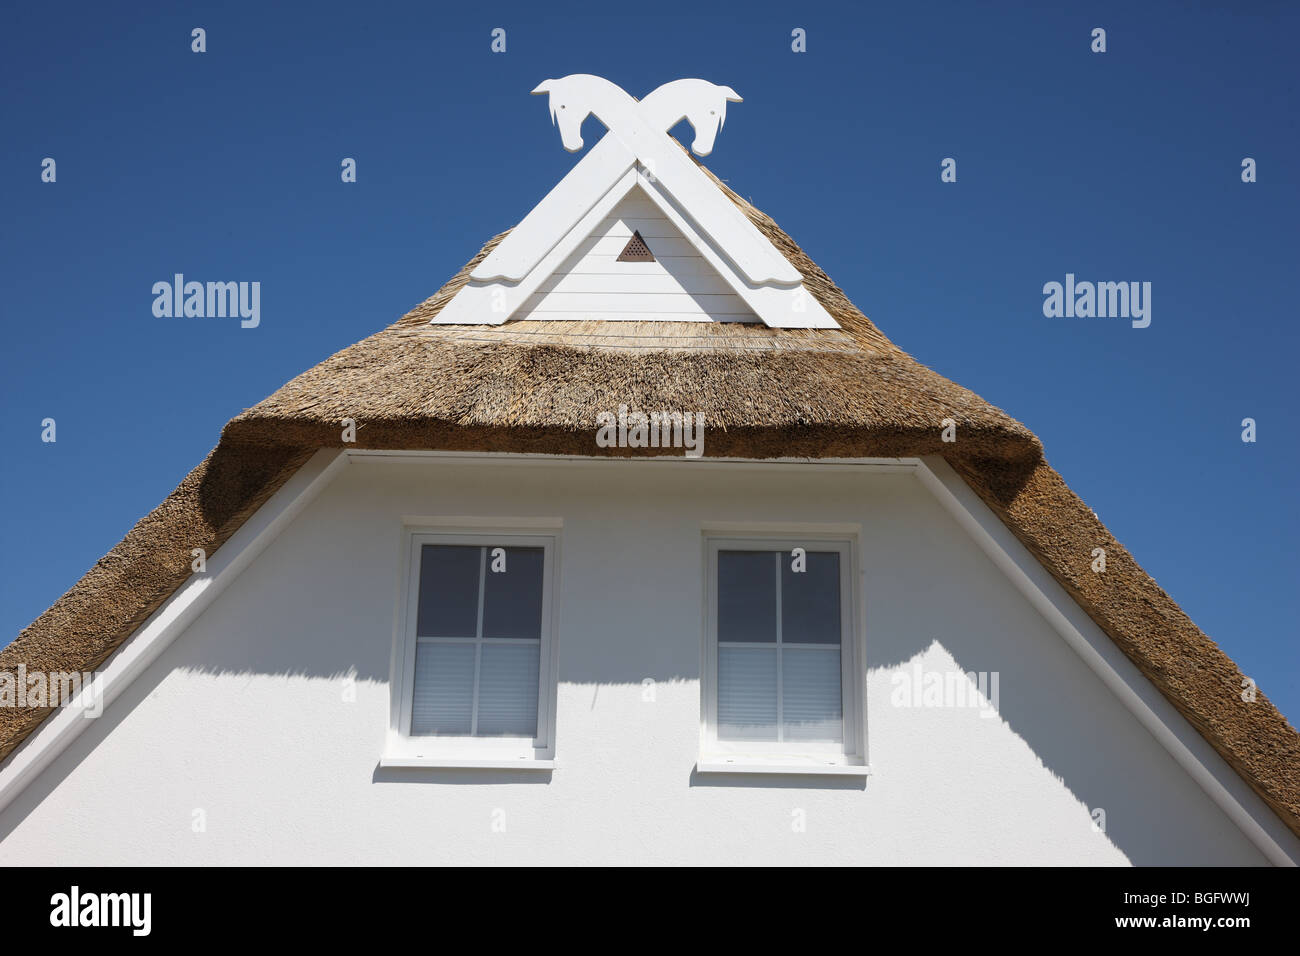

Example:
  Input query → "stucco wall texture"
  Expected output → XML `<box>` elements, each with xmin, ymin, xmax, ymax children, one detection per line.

<box><xmin>0</xmin><ymin>459</ymin><xmax>1269</xmax><ymax>865</ymax></box>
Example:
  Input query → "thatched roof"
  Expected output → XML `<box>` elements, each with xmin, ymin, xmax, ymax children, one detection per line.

<box><xmin>3</xmin><ymin>160</ymin><xmax>1297</xmax><ymax>843</ymax></box>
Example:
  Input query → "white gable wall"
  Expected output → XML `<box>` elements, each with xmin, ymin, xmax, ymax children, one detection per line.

<box><xmin>0</xmin><ymin>457</ymin><xmax>1277</xmax><ymax>865</ymax></box>
<box><xmin>514</xmin><ymin>189</ymin><xmax>758</xmax><ymax>323</ymax></box>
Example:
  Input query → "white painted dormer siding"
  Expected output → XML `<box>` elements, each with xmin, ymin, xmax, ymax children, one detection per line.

<box><xmin>513</xmin><ymin>187</ymin><xmax>759</xmax><ymax>323</ymax></box>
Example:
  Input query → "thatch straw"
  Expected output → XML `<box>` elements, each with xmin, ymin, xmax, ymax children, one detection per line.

<box><xmin>223</xmin><ymin>196</ymin><xmax>1037</xmax><ymax>460</ymax></box>
<box><xmin>424</xmin><ymin>319</ymin><xmax>864</xmax><ymax>353</ymax></box>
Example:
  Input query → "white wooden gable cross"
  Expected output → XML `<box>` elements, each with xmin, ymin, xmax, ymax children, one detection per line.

<box><xmin>433</xmin><ymin>75</ymin><xmax>839</xmax><ymax>329</ymax></box>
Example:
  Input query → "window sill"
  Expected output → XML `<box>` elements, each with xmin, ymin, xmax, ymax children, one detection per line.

<box><xmin>696</xmin><ymin>757</ymin><xmax>871</xmax><ymax>777</ymax></box>
<box><xmin>379</xmin><ymin>756</ymin><xmax>555</xmax><ymax>770</ymax></box>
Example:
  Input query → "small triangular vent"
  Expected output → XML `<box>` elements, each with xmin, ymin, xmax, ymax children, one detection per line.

<box><xmin>616</xmin><ymin>230</ymin><xmax>655</xmax><ymax>262</ymax></box>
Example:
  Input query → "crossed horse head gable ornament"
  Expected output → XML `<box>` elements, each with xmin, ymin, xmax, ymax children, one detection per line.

<box><xmin>530</xmin><ymin>75</ymin><xmax>742</xmax><ymax>156</ymax></box>
<box><xmin>434</xmin><ymin>73</ymin><xmax>832</xmax><ymax>326</ymax></box>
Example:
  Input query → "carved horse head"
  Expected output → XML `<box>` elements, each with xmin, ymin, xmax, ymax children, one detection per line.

<box><xmin>531</xmin><ymin>76</ymin><xmax>617</xmax><ymax>152</ymax></box>
<box><xmin>532</xmin><ymin>76</ymin><xmax>742</xmax><ymax>156</ymax></box>
<box><xmin>640</xmin><ymin>78</ymin><xmax>742</xmax><ymax>157</ymax></box>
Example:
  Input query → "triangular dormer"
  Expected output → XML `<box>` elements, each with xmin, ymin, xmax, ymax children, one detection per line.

<box><xmin>432</xmin><ymin>76</ymin><xmax>838</xmax><ymax>329</ymax></box>
<box><xmin>514</xmin><ymin>187</ymin><xmax>759</xmax><ymax>323</ymax></box>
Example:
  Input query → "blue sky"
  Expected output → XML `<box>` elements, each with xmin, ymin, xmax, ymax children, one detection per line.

<box><xmin>2</xmin><ymin>2</ymin><xmax>1297</xmax><ymax>721</ymax></box>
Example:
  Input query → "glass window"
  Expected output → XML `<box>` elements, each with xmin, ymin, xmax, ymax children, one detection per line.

<box><xmin>714</xmin><ymin>547</ymin><xmax>846</xmax><ymax>745</ymax></box>
<box><xmin>410</xmin><ymin>544</ymin><xmax>546</xmax><ymax>738</ymax></box>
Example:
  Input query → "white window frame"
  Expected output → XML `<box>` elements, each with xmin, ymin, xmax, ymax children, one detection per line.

<box><xmin>699</xmin><ymin>534</ymin><xmax>868</xmax><ymax>775</ymax></box>
<box><xmin>383</xmin><ymin>526</ymin><xmax>560</xmax><ymax>769</ymax></box>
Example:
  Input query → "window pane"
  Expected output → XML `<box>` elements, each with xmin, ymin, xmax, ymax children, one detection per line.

<box><xmin>782</xmin><ymin>648</ymin><xmax>842</xmax><ymax>742</ymax></box>
<box><xmin>717</xmin><ymin>646</ymin><xmax>777</xmax><ymax>740</ymax></box>
<box><xmin>410</xmin><ymin>642</ymin><xmax>475</xmax><ymax>735</ymax></box>
<box><xmin>781</xmin><ymin>550</ymin><xmax>841</xmax><ymax>645</ymax></box>
<box><xmin>482</xmin><ymin>547</ymin><xmax>545</xmax><ymax>639</ymax></box>
<box><xmin>416</xmin><ymin>545</ymin><xmax>481</xmax><ymax>638</ymax></box>
<box><xmin>718</xmin><ymin>550</ymin><xmax>776</xmax><ymax>643</ymax></box>
<box><xmin>476</xmin><ymin>642</ymin><xmax>541</xmax><ymax>736</ymax></box>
